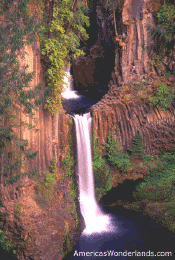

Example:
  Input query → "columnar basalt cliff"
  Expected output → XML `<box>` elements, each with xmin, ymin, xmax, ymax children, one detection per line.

<box><xmin>92</xmin><ymin>91</ymin><xmax>175</xmax><ymax>155</ymax></box>
<box><xmin>73</xmin><ymin>0</ymin><xmax>156</xmax><ymax>91</ymax></box>
<box><xmin>17</xmin><ymin>39</ymin><xmax>71</xmax><ymax>175</ymax></box>
<box><xmin>91</xmin><ymin>0</ymin><xmax>175</xmax><ymax>155</ymax></box>
<box><xmin>0</xmin><ymin>38</ymin><xmax>81</xmax><ymax>260</ymax></box>
<box><xmin>120</xmin><ymin>0</ymin><xmax>154</xmax><ymax>82</ymax></box>
<box><xmin>1</xmin><ymin>0</ymin><xmax>175</xmax><ymax>259</ymax></box>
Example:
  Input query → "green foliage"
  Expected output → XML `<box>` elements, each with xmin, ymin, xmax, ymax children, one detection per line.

<box><xmin>25</xmin><ymin>168</ymin><xmax>37</xmax><ymax>179</ymax></box>
<box><xmin>63</xmin><ymin>232</ymin><xmax>73</xmax><ymax>256</ymax></box>
<box><xmin>165</xmin><ymin>71</ymin><xmax>172</xmax><ymax>78</ymax></box>
<box><xmin>0</xmin><ymin>230</ymin><xmax>12</xmax><ymax>252</ymax></box>
<box><xmin>1</xmin><ymin>150</ymin><xmax>22</xmax><ymax>184</ymax></box>
<box><xmin>49</xmin><ymin>155</ymin><xmax>57</xmax><ymax>176</ymax></box>
<box><xmin>93</xmin><ymin>138</ymin><xmax>112</xmax><ymax>200</ymax></box>
<box><xmin>103</xmin><ymin>0</ymin><xmax>124</xmax><ymax>12</ymax></box>
<box><xmin>148</xmin><ymin>3</ymin><xmax>175</xmax><ymax>72</ymax></box>
<box><xmin>0</xmin><ymin>0</ymin><xmax>41</xmax><ymax>179</ymax></box>
<box><xmin>93</xmin><ymin>139</ymin><xmax>106</xmax><ymax>169</ymax></box>
<box><xmin>36</xmin><ymin>156</ymin><xmax>57</xmax><ymax>200</ymax></box>
<box><xmin>25</xmin><ymin>151</ymin><xmax>38</xmax><ymax>160</ymax></box>
<box><xmin>134</xmin><ymin>151</ymin><xmax>175</xmax><ymax>201</ymax></box>
<box><xmin>143</xmin><ymin>154</ymin><xmax>159</xmax><ymax>171</ymax></box>
<box><xmin>0</xmin><ymin>0</ymin><xmax>41</xmax><ymax>117</ymax></box>
<box><xmin>40</xmin><ymin>0</ymin><xmax>89</xmax><ymax>115</ymax></box>
<box><xmin>63</xmin><ymin>119</ymin><xmax>75</xmax><ymax>179</ymax></box>
<box><xmin>44</xmin><ymin>157</ymin><xmax>57</xmax><ymax>190</ymax></box>
<box><xmin>105</xmin><ymin>133</ymin><xmax>122</xmax><ymax>159</ymax></box>
<box><xmin>105</xmin><ymin>133</ymin><xmax>131</xmax><ymax>172</ymax></box>
<box><xmin>149</xmin><ymin>84</ymin><xmax>175</xmax><ymax>110</ymax></box>
<box><xmin>157</xmin><ymin>3</ymin><xmax>175</xmax><ymax>42</ymax></box>
<box><xmin>0</xmin><ymin>229</ymin><xmax>26</xmax><ymax>255</ymax></box>
<box><xmin>132</xmin><ymin>150</ymin><xmax>175</xmax><ymax>232</ymax></box>
<box><xmin>0</xmin><ymin>127</ymin><xmax>13</xmax><ymax>149</ymax></box>
<box><xmin>15</xmin><ymin>203</ymin><xmax>22</xmax><ymax>217</ymax></box>
<box><xmin>63</xmin><ymin>148</ymin><xmax>75</xmax><ymax>178</ymax></box>
<box><xmin>102</xmin><ymin>0</ymin><xmax>124</xmax><ymax>40</ymax></box>
<box><xmin>129</xmin><ymin>133</ymin><xmax>144</xmax><ymax>159</ymax></box>
<box><xmin>63</xmin><ymin>146</ymin><xmax>77</xmax><ymax>200</ymax></box>
<box><xmin>94</xmin><ymin>165</ymin><xmax>112</xmax><ymax>201</ymax></box>
<box><xmin>62</xmin><ymin>121</ymin><xmax>79</xmax><ymax>226</ymax></box>
<box><xmin>7</xmin><ymin>175</ymin><xmax>21</xmax><ymax>185</ymax></box>
<box><xmin>44</xmin><ymin>170</ymin><xmax>57</xmax><ymax>188</ymax></box>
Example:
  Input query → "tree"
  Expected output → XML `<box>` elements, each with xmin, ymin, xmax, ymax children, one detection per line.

<box><xmin>40</xmin><ymin>0</ymin><xmax>90</xmax><ymax>115</ymax></box>
<box><xmin>0</xmin><ymin>0</ymin><xmax>41</xmax><ymax>180</ymax></box>
<box><xmin>129</xmin><ymin>133</ymin><xmax>144</xmax><ymax>159</ymax></box>
<box><xmin>148</xmin><ymin>3</ymin><xmax>175</xmax><ymax>73</ymax></box>
<box><xmin>103</xmin><ymin>0</ymin><xmax>124</xmax><ymax>38</ymax></box>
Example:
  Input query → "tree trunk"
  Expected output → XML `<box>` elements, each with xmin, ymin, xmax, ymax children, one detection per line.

<box><xmin>113</xmin><ymin>2</ymin><xmax>118</xmax><ymax>38</ymax></box>
<box><xmin>66</xmin><ymin>0</ymin><xmax>78</xmax><ymax>34</ymax></box>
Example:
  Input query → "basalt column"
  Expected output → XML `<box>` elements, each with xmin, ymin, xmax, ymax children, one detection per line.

<box><xmin>115</xmin><ymin>0</ymin><xmax>154</xmax><ymax>83</ymax></box>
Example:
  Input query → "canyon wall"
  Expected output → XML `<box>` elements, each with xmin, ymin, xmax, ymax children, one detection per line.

<box><xmin>91</xmin><ymin>0</ymin><xmax>175</xmax><ymax>155</ymax></box>
<box><xmin>18</xmin><ymin>38</ymin><xmax>71</xmax><ymax>175</ymax></box>
<box><xmin>119</xmin><ymin>0</ymin><xmax>154</xmax><ymax>83</ymax></box>
<box><xmin>92</xmin><ymin>90</ymin><xmax>175</xmax><ymax>155</ymax></box>
<box><xmin>73</xmin><ymin>0</ymin><xmax>156</xmax><ymax>92</ymax></box>
<box><xmin>1</xmin><ymin>1</ymin><xmax>175</xmax><ymax>259</ymax></box>
<box><xmin>0</xmin><ymin>38</ymin><xmax>81</xmax><ymax>260</ymax></box>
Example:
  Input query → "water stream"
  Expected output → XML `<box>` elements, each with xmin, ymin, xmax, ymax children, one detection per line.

<box><xmin>61</xmin><ymin>65</ymin><xmax>97</xmax><ymax>114</ymax></box>
<box><xmin>73</xmin><ymin>113</ymin><xmax>115</xmax><ymax>235</ymax></box>
<box><xmin>62</xmin><ymin>66</ymin><xmax>175</xmax><ymax>260</ymax></box>
<box><xmin>64</xmin><ymin>111</ymin><xmax>175</xmax><ymax>260</ymax></box>
<box><xmin>62</xmin><ymin>65</ymin><xmax>81</xmax><ymax>100</ymax></box>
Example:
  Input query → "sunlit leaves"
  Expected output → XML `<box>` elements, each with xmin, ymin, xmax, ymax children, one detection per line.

<box><xmin>157</xmin><ymin>3</ymin><xmax>175</xmax><ymax>42</ymax></box>
<box><xmin>0</xmin><ymin>0</ymin><xmax>41</xmax><ymax>177</ymax></box>
<box><xmin>148</xmin><ymin>3</ymin><xmax>175</xmax><ymax>68</ymax></box>
<box><xmin>149</xmin><ymin>84</ymin><xmax>175</xmax><ymax>111</ymax></box>
<box><xmin>41</xmin><ymin>0</ymin><xmax>89</xmax><ymax>114</ymax></box>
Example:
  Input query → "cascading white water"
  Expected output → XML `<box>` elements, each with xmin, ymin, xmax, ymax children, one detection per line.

<box><xmin>62</xmin><ymin>65</ymin><xmax>80</xmax><ymax>99</ymax></box>
<box><xmin>73</xmin><ymin>113</ymin><xmax>115</xmax><ymax>235</ymax></box>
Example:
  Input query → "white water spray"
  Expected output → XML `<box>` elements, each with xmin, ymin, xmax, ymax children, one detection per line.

<box><xmin>62</xmin><ymin>65</ymin><xmax>80</xmax><ymax>99</ymax></box>
<box><xmin>73</xmin><ymin>113</ymin><xmax>115</xmax><ymax>235</ymax></box>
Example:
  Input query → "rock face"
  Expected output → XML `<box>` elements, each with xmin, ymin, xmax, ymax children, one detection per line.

<box><xmin>72</xmin><ymin>0</ymin><xmax>115</xmax><ymax>96</ymax></box>
<box><xmin>116</xmin><ymin>0</ymin><xmax>154</xmax><ymax>83</ymax></box>
<box><xmin>1</xmin><ymin>1</ymin><xmax>175</xmax><ymax>259</ymax></box>
<box><xmin>17</xmin><ymin>38</ymin><xmax>71</xmax><ymax>175</ymax></box>
<box><xmin>0</xmin><ymin>175</ymin><xmax>80</xmax><ymax>260</ymax></box>
<box><xmin>92</xmin><ymin>88</ymin><xmax>175</xmax><ymax>155</ymax></box>
<box><xmin>73</xmin><ymin>0</ymin><xmax>156</xmax><ymax>91</ymax></box>
<box><xmin>0</xmin><ymin>38</ymin><xmax>81</xmax><ymax>260</ymax></box>
<box><xmin>91</xmin><ymin>0</ymin><xmax>175</xmax><ymax>155</ymax></box>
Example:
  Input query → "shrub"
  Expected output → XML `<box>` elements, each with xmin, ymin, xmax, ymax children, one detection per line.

<box><xmin>147</xmin><ymin>3</ymin><xmax>175</xmax><ymax>72</ymax></box>
<box><xmin>0</xmin><ymin>229</ymin><xmax>26</xmax><ymax>255</ymax></box>
<box><xmin>93</xmin><ymin>138</ymin><xmax>112</xmax><ymax>200</ymax></box>
<box><xmin>25</xmin><ymin>168</ymin><xmax>37</xmax><ymax>179</ymax></box>
<box><xmin>134</xmin><ymin>151</ymin><xmax>175</xmax><ymax>201</ymax></box>
<box><xmin>43</xmin><ymin>157</ymin><xmax>57</xmax><ymax>198</ymax></box>
<box><xmin>62</xmin><ymin>121</ymin><xmax>78</xmax><ymax>226</ymax></box>
<box><xmin>105</xmin><ymin>133</ymin><xmax>131</xmax><ymax>172</ymax></box>
<box><xmin>63</xmin><ymin>148</ymin><xmax>74</xmax><ymax>178</ymax></box>
<box><xmin>0</xmin><ymin>230</ymin><xmax>11</xmax><ymax>252</ymax></box>
<box><xmin>35</xmin><ymin>157</ymin><xmax>57</xmax><ymax>201</ymax></box>
<box><xmin>94</xmin><ymin>165</ymin><xmax>112</xmax><ymax>201</ymax></box>
<box><xmin>129</xmin><ymin>133</ymin><xmax>144</xmax><ymax>159</ymax></box>
<box><xmin>149</xmin><ymin>84</ymin><xmax>175</xmax><ymax>111</ymax></box>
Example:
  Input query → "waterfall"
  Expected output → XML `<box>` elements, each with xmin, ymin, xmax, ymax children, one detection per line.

<box><xmin>62</xmin><ymin>65</ymin><xmax>80</xmax><ymax>99</ymax></box>
<box><xmin>73</xmin><ymin>113</ymin><xmax>114</xmax><ymax>235</ymax></box>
